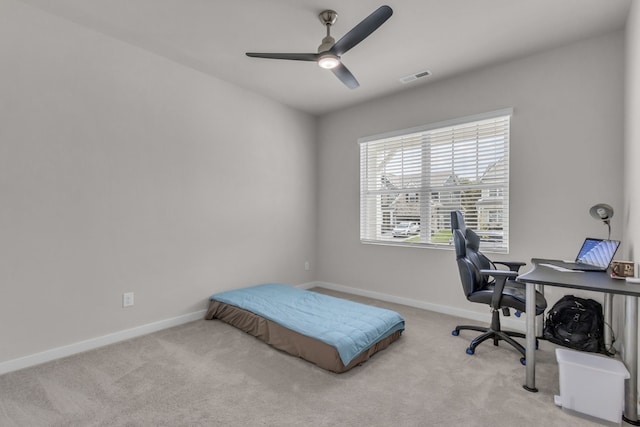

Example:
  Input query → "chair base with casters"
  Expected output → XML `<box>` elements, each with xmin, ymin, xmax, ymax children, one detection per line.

<box><xmin>452</xmin><ymin>308</ymin><xmax>539</xmax><ymax>365</ymax></box>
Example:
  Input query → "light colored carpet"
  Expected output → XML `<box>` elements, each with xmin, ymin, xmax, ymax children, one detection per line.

<box><xmin>0</xmin><ymin>288</ymin><xmax>606</xmax><ymax>426</ymax></box>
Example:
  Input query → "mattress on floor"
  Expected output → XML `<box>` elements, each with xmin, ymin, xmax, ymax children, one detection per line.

<box><xmin>205</xmin><ymin>284</ymin><xmax>405</xmax><ymax>373</ymax></box>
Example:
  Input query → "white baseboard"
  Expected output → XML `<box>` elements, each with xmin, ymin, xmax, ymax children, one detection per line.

<box><xmin>0</xmin><ymin>309</ymin><xmax>207</xmax><ymax>376</ymax></box>
<box><xmin>306</xmin><ymin>281</ymin><xmax>526</xmax><ymax>331</ymax></box>
<box><xmin>1</xmin><ymin>282</ymin><xmax>526</xmax><ymax>376</ymax></box>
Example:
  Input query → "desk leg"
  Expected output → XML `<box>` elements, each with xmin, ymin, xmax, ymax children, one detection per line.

<box><xmin>604</xmin><ymin>293</ymin><xmax>613</xmax><ymax>352</ymax></box>
<box><xmin>623</xmin><ymin>296</ymin><xmax>639</xmax><ymax>425</ymax></box>
<box><xmin>524</xmin><ymin>281</ymin><xmax>537</xmax><ymax>392</ymax></box>
<box><xmin>535</xmin><ymin>284</ymin><xmax>544</xmax><ymax>337</ymax></box>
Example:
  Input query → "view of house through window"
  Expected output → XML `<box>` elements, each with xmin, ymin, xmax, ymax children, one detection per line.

<box><xmin>359</xmin><ymin>109</ymin><xmax>511</xmax><ymax>253</ymax></box>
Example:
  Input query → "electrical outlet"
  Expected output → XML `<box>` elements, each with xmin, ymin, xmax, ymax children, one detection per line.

<box><xmin>304</xmin><ymin>261</ymin><xmax>310</xmax><ymax>271</ymax></box>
<box><xmin>123</xmin><ymin>292</ymin><xmax>134</xmax><ymax>308</ymax></box>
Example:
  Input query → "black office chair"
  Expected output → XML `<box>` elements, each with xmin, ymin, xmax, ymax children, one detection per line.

<box><xmin>450</xmin><ymin>210</ymin><xmax>547</xmax><ymax>364</ymax></box>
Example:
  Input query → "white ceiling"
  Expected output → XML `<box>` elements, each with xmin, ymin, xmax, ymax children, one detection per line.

<box><xmin>19</xmin><ymin>0</ymin><xmax>631</xmax><ymax>115</ymax></box>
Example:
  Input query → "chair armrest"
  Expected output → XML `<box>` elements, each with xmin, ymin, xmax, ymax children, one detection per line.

<box><xmin>480</xmin><ymin>269</ymin><xmax>518</xmax><ymax>309</ymax></box>
<box><xmin>493</xmin><ymin>261</ymin><xmax>526</xmax><ymax>272</ymax></box>
<box><xmin>479</xmin><ymin>269</ymin><xmax>518</xmax><ymax>279</ymax></box>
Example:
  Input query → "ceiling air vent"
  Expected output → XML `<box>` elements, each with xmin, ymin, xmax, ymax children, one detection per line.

<box><xmin>399</xmin><ymin>70</ymin><xmax>432</xmax><ymax>84</ymax></box>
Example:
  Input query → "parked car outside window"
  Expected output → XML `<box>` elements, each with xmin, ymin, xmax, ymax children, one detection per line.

<box><xmin>392</xmin><ymin>222</ymin><xmax>420</xmax><ymax>237</ymax></box>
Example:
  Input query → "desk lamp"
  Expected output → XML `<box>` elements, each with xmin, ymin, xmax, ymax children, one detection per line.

<box><xmin>589</xmin><ymin>203</ymin><xmax>614</xmax><ymax>240</ymax></box>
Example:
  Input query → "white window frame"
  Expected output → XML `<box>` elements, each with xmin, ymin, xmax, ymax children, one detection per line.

<box><xmin>359</xmin><ymin>108</ymin><xmax>512</xmax><ymax>253</ymax></box>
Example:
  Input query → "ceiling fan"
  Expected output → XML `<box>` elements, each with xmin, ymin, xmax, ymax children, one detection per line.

<box><xmin>246</xmin><ymin>5</ymin><xmax>393</xmax><ymax>89</ymax></box>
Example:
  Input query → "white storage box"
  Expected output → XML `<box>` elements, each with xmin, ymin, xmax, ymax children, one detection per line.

<box><xmin>555</xmin><ymin>348</ymin><xmax>630</xmax><ymax>425</ymax></box>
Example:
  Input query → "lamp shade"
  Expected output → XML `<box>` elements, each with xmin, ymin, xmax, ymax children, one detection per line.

<box><xmin>589</xmin><ymin>203</ymin><xmax>614</xmax><ymax>222</ymax></box>
<box><xmin>589</xmin><ymin>203</ymin><xmax>613</xmax><ymax>240</ymax></box>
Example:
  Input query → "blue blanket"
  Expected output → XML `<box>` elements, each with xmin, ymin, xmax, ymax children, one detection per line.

<box><xmin>210</xmin><ymin>284</ymin><xmax>405</xmax><ymax>366</ymax></box>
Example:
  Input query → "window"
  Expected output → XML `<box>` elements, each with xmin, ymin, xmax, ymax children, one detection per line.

<box><xmin>359</xmin><ymin>109</ymin><xmax>511</xmax><ymax>253</ymax></box>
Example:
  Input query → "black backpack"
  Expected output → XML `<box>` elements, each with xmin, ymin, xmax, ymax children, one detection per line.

<box><xmin>543</xmin><ymin>295</ymin><xmax>608</xmax><ymax>354</ymax></box>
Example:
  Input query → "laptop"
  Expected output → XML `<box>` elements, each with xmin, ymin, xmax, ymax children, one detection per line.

<box><xmin>548</xmin><ymin>238</ymin><xmax>620</xmax><ymax>272</ymax></box>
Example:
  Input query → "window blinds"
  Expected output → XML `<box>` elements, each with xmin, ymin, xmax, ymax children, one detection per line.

<box><xmin>359</xmin><ymin>109</ymin><xmax>511</xmax><ymax>253</ymax></box>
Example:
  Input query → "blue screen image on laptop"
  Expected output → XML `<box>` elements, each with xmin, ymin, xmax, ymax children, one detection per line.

<box><xmin>576</xmin><ymin>238</ymin><xmax>619</xmax><ymax>268</ymax></box>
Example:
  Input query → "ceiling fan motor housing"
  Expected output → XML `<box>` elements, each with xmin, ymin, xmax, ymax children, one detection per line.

<box><xmin>318</xmin><ymin>35</ymin><xmax>335</xmax><ymax>53</ymax></box>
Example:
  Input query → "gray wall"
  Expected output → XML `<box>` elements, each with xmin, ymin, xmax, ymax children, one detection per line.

<box><xmin>622</xmin><ymin>0</ymin><xmax>640</xmax><ymax>367</ymax></box>
<box><xmin>317</xmin><ymin>31</ymin><xmax>625</xmax><ymax>318</ymax></box>
<box><xmin>0</xmin><ymin>0</ymin><xmax>633</xmax><ymax>370</ymax></box>
<box><xmin>0</xmin><ymin>1</ymin><xmax>317</xmax><ymax>363</ymax></box>
<box><xmin>625</xmin><ymin>0</ymin><xmax>640</xmax><ymax>262</ymax></box>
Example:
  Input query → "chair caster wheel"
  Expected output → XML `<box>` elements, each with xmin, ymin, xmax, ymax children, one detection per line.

<box><xmin>466</xmin><ymin>348</ymin><xmax>475</xmax><ymax>355</ymax></box>
<box><xmin>452</xmin><ymin>330</ymin><xmax>459</xmax><ymax>336</ymax></box>
<box><xmin>520</xmin><ymin>357</ymin><xmax>526</xmax><ymax>366</ymax></box>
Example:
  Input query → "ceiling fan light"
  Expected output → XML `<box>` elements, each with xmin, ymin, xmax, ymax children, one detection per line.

<box><xmin>318</xmin><ymin>54</ymin><xmax>340</xmax><ymax>69</ymax></box>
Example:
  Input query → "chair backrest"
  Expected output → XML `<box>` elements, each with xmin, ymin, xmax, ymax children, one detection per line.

<box><xmin>451</xmin><ymin>211</ymin><xmax>493</xmax><ymax>296</ymax></box>
<box><xmin>451</xmin><ymin>211</ymin><xmax>494</xmax><ymax>271</ymax></box>
<box><xmin>453</xmin><ymin>228</ymin><xmax>484</xmax><ymax>297</ymax></box>
<box><xmin>464</xmin><ymin>226</ymin><xmax>494</xmax><ymax>272</ymax></box>
<box><xmin>450</xmin><ymin>210</ymin><xmax>466</xmax><ymax>235</ymax></box>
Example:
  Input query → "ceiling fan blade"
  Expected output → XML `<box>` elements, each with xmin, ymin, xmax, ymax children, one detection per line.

<box><xmin>330</xmin><ymin>5</ymin><xmax>393</xmax><ymax>56</ymax></box>
<box><xmin>246</xmin><ymin>52</ymin><xmax>319</xmax><ymax>61</ymax></box>
<box><xmin>331</xmin><ymin>63</ymin><xmax>360</xmax><ymax>89</ymax></box>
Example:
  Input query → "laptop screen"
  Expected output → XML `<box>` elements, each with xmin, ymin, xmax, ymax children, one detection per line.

<box><xmin>576</xmin><ymin>238</ymin><xmax>620</xmax><ymax>268</ymax></box>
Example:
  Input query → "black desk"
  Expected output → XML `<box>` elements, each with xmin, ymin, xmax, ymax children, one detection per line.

<box><xmin>517</xmin><ymin>259</ymin><xmax>640</xmax><ymax>425</ymax></box>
